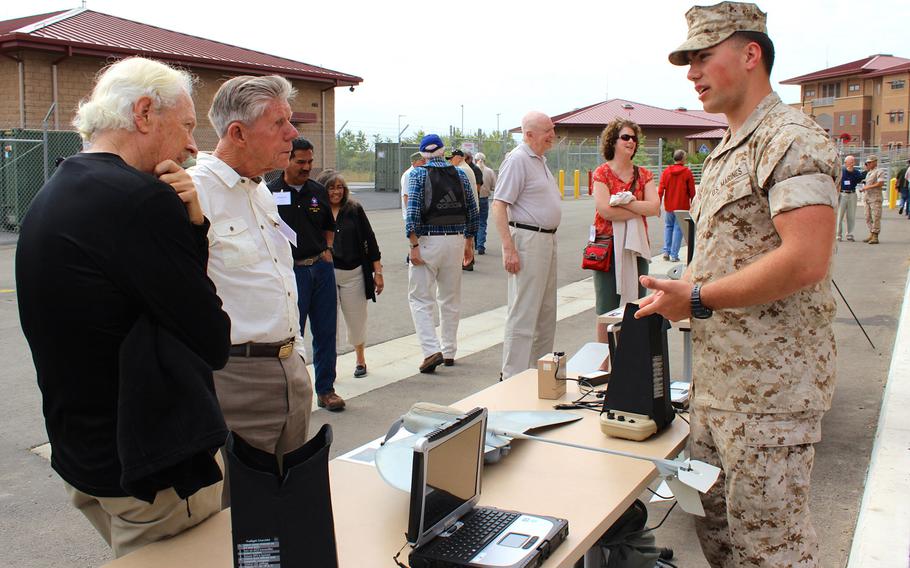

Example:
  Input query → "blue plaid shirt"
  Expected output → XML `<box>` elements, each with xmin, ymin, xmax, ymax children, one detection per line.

<box><xmin>405</xmin><ymin>157</ymin><xmax>478</xmax><ymax>239</ymax></box>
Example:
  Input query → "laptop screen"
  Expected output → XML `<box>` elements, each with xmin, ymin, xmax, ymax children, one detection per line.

<box><xmin>408</xmin><ymin>408</ymin><xmax>486</xmax><ymax>546</ymax></box>
<box><xmin>424</xmin><ymin>418</ymin><xmax>483</xmax><ymax>529</ymax></box>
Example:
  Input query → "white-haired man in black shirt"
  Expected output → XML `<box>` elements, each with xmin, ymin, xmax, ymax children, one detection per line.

<box><xmin>16</xmin><ymin>56</ymin><xmax>230</xmax><ymax>558</ymax></box>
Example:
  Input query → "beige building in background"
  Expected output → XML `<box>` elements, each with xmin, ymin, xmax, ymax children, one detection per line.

<box><xmin>0</xmin><ymin>8</ymin><xmax>361</xmax><ymax>166</ymax></box>
<box><xmin>782</xmin><ymin>54</ymin><xmax>910</xmax><ymax>147</ymax></box>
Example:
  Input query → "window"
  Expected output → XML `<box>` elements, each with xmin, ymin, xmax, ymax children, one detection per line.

<box><xmin>839</xmin><ymin>115</ymin><xmax>845</xmax><ymax>126</ymax></box>
<box><xmin>890</xmin><ymin>80</ymin><xmax>906</xmax><ymax>89</ymax></box>
<box><xmin>821</xmin><ymin>82</ymin><xmax>841</xmax><ymax>98</ymax></box>
<box><xmin>851</xmin><ymin>114</ymin><xmax>857</xmax><ymax>126</ymax></box>
<box><xmin>849</xmin><ymin>83</ymin><xmax>861</xmax><ymax>93</ymax></box>
<box><xmin>805</xmin><ymin>89</ymin><xmax>816</xmax><ymax>97</ymax></box>
<box><xmin>887</xmin><ymin>111</ymin><xmax>905</xmax><ymax>123</ymax></box>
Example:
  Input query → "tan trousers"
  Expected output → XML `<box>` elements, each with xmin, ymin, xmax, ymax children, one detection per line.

<box><xmin>864</xmin><ymin>190</ymin><xmax>882</xmax><ymax>235</ymax></box>
<box><xmin>335</xmin><ymin>267</ymin><xmax>368</xmax><ymax>347</ymax></box>
<box><xmin>501</xmin><ymin>228</ymin><xmax>558</xmax><ymax>379</ymax></box>
<box><xmin>408</xmin><ymin>234</ymin><xmax>465</xmax><ymax>358</ymax></box>
<box><xmin>213</xmin><ymin>353</ymin><xmax>312</xmax><ymax>457</ymax></box>
<box><xmin>65</xmin><ymin>480</ymin><xmax>221</xmax><ymax>559</ymax></box>
<box><xmin>689</xmin><ymin>402</ymin><xmax>823</xmax><ymax>567</ymax></box>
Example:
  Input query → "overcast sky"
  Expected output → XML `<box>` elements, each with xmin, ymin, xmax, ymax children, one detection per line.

<box><xmin>2</xmin><ymin>1</ymin><xmax>906</xmax><ymax>140</ymax></box>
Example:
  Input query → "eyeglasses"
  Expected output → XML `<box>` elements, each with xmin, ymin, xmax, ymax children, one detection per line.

<box><xmin>619</xmin><ymin>134</ymin><xmax>638</xmax><ymax>143</ymax></box>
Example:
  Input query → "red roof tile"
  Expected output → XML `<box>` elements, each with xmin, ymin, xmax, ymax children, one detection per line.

<box><xmin>0</xmin><ymin>9</ymin><xmax>361</xmax><ymax>85</ymax></box>
<box><xmin>780</xmin><ymin>54</ymin><xmax>910</xmax><ymax>85</ymax></box>
<box><xmin>551</xmin><ymin>99</ymin><xmax>728</xmax><ymax>129</ymax></box>
<box><xmin>0</xmin><ymin>10</ymin><xmax>66</xmax><ymax>35</ymax></box>
<box><xmin>863</xmin><ymin>61</ymin><xmax>910</xmax><ymax>79</ymax></box>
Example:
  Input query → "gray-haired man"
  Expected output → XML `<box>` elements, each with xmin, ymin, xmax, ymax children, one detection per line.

<box><xmin>189</xmin><ymin>76</ymin><xmax>313</xmax><ymax>467</ymax></box>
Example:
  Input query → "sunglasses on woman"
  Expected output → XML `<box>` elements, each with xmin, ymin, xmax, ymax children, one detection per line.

<box><xmin>619</xmin><ymin>134</ymin><xmax>638</xmax><ymax>143</ymax></box>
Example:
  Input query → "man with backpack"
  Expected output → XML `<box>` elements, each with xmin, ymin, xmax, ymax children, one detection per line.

<box><xmin>405</xmin><ymin>134</ymin><xmax>479</xmax><ymax>373</ymax></box>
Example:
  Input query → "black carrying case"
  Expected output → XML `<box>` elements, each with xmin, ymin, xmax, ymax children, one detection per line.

<box><xmin>225</xmin><ymin>425</ymin><xmax>338</xmax><ymax>568</ymax></box>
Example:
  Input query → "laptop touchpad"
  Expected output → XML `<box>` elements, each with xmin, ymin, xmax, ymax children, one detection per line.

<box><xmin>498</xmin><ymin>533</ymin><xmax>531</xmax><ymax>548</ymax></box>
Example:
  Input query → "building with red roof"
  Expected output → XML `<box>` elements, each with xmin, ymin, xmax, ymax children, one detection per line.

<box><xmin>0</xmin><ymin>8</ymin><xmax>362</xmax><ymax>160</ymax></box>
<box><xmin>512</xmin><ymin>98</ymin><xmax>728</xmax><ymax>155</ymax></box>
<box><xmin>781</xmin><ymin>54</ymin><xmax>910</xmax><ymax>146</ymax></box>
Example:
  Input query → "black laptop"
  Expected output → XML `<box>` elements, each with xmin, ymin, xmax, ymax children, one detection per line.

<box><xmin>407</xmin><ymin>407</ymin><xmax>568</xmax><ymax>568</ymax></box>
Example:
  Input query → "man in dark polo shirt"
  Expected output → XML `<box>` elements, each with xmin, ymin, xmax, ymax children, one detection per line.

<box><xmin>267</xmin><ymin>137</ymin><xmax>344</xmax><ymax>410</ymax></box>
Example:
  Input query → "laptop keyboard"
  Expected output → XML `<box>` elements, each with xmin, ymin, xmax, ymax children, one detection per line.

<box><xmin>425</xmin><ymin>508</ymin><xmax>520</xmax><ymax>562</ymax></box>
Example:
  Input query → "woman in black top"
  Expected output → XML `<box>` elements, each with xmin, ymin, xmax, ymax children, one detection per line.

<box><xmin>317</xmin><ymin>170</ymin><xmax>383</xmax><ymax>378</ymax></box>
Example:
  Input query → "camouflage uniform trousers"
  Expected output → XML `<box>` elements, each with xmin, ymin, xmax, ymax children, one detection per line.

<box><xmin>864</xmin><ymin>189</ymin><xmax>883</xmax><ymax>235</ymax></box>
<box><xmin>689</xmin><ymin>401</ymin><xmax>823</xmax><ymax>567</ymax></box>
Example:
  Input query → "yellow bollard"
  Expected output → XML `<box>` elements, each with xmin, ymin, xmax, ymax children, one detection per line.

<box><xmin>889</xmin><ymin>178</ymin><xmax>897</xmax><ymax>209</ymax></box>
<box><xmin>574</xmin><ymin>170</ymin><xmax>580</xmax><ymax>199</ymax></box>
<box><xmin>559</xmin><ymin>170</ymin><xmax>565</xmax><ymax>199</ymax></box>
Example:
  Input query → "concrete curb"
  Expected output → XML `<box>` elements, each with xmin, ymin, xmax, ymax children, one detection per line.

<box><xmin>847</xmin><ymin>262</ymin><xmax>910</xmax><ymax>567</ymax></box>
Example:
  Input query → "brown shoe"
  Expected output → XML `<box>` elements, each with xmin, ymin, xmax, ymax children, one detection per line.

<box><xmin>444</xmin><ymin>358</ymin><xmax>455</xmax><ymax>366</ymax></box>
<box><xmin>863</xmin><ymin>235</ymin><xmax>872</xmax><ymax>243</ymax></box>
<box><xmin>868</xmin><ymin>233</ymin><xmax>879</xmax><ymax>244</ymax></box>
<box><xmin>419</xmin><ymin>352</ymin><xmax>444</xmax><ymax>373</ymax></box>
<box><xmin>317</xmin><ymin>391</ymin><xmax>346</xmax><ymax>411</ymax></box>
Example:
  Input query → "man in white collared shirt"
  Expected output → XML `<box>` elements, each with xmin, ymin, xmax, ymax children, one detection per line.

<box><xmin>189</xmin><ymin>75</ymin><xmax>312</xmax><ymax>470</ymax></box>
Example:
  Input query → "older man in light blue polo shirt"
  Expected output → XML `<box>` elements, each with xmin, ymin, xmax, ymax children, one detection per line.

<box><xmin>491</xmin><ymin>111</ymin><xmax>561</xmax><ymax>379</ymax></box>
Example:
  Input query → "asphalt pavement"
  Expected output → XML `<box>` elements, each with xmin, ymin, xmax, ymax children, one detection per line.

<box><xmin>0</xmin><ymin>191</ymin><xmax>908</xmax><ymax>567</ymax></box>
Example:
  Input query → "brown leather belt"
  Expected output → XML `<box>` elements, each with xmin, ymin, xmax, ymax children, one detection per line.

<box><xmin>294</xmin><ymin>253</ymin><xmax>323</xmax><ymax>266</ymax></box>
<box><xmin>229</xmin><ymin>339</ymin><xmax>295</xmax><ymax>359</ymax></box>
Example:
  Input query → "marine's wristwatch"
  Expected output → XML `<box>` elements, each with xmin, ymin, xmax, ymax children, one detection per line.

<box><xmin>690</xmin><ymin>284</ymin><xmax>713</xmax><ymax>319</ymax></box>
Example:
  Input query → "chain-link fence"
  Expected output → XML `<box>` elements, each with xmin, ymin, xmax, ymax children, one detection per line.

<box><xmin>0</xmin><ymin>126</ymin><xmax>83</xmax><ymax>233</ymax></box>
<box><xmin>361</xmin><ymin>137</ymin><xmax>709</xmax><ymax>195</ymax></box>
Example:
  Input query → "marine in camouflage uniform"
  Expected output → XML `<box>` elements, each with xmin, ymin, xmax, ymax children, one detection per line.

<box><xmin>687</xmin><ymin>91</ymin><xmax>838</xmax><ymax>567</ymax></box>
<box><xmin>636</xmin><ymin>3</ymin><xmax>840</xmax><ymax>566</ymax></box>
<box><xmin>860</xmin><ymin>156</ymin><xmax>885</xmax><ymax>243</ymax></box>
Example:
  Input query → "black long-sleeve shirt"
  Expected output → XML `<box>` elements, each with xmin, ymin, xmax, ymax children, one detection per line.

<box><xmin>332</xmin><ymin>203</ymin><xmax>381</xmax><ymax>270</ymax></box>
<box><xmin>16</xmin><ymin>152</ymin><xmax>231</xmax><ymax>497</ymax></box>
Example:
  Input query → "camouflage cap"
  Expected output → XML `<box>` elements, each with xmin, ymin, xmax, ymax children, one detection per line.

<box><xmin>668</xmin><ymin>1</ymin><xmax>767</xmax><ymax>66</ymax></box>
<box><xmin>865</xmin><ymin>155</ymin><xmax>878</xmax><ymax>163</ymax></box>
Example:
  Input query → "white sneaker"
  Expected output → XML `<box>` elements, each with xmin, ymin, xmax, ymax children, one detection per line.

<box><xmin>836</xmin><ymin>235</ymin><xmax>842</xmax><ymax>241</ymax></box>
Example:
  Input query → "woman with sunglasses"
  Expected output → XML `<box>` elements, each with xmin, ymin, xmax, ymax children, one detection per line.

<box><xmin>590</xmin><ymin>118</ymin><xmax>660</xmax><ymax>341</ymax></box>
<box><xmin>317</xmin><ymin>170</ymin><xmax>383</xmax><ymax>378</ymax></box>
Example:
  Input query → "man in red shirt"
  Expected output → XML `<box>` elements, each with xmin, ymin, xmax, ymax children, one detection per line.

<box><xmin>658</xmin><ymin>149</ymin><xmax>697</xmax><ymax>261</ymax></box>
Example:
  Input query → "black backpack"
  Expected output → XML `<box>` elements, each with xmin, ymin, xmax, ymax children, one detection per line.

<box><xmin>422</xmin><ymin>165</ymin><xmax>467</xmax><ymax>226</ymax></box>
<box><xmin>594</xmin><ymin>499</ymin><xmax>673</xmax><ymax>567</ymax></box>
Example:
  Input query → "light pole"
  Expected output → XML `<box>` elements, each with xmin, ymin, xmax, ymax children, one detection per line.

<box><xmin>496</xmin><ymin>113</ymin><xmax>501</xmax><ymax>134</ymax></box>
<box><xmin>397</xmin><ymin>114</ymin><xmax>406</xmax><ymax>177</ymax></box>
<box><xmin>460</xmin><ymin>105</ymin><xmax>464</xmax><ymax>135</ymax></box>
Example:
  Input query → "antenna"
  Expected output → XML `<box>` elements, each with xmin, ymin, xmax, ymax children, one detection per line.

<box><xmin>81</xmin><ymin>0</ymin><xmax>87</xmax><ymax>8</ymax></box>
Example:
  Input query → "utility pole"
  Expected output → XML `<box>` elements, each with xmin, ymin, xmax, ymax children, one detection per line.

<box><xmin>460</xmin><ymin>105</ymin><xmax>464</xmax><ymax>135</ymax></box>
<box><xmin>397</xmin><ymin>114</ymin><xmax>407</xmax><ymax>177</ymax></box>
<box><xmin>496</xmin><ymin>113</ymin><xmax>501</xmax><ymax>133</ymax></box>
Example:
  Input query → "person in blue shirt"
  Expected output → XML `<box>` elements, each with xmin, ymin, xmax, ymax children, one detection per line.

<box><xmin>837</xmin><ymin>155</ymin><xmax>865</xmax><ymax>241</ymax></box>
<box><xmin>405</xmin><ymin>134</ymin><xmax>478</xmax><ymax>373</ymax></box>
